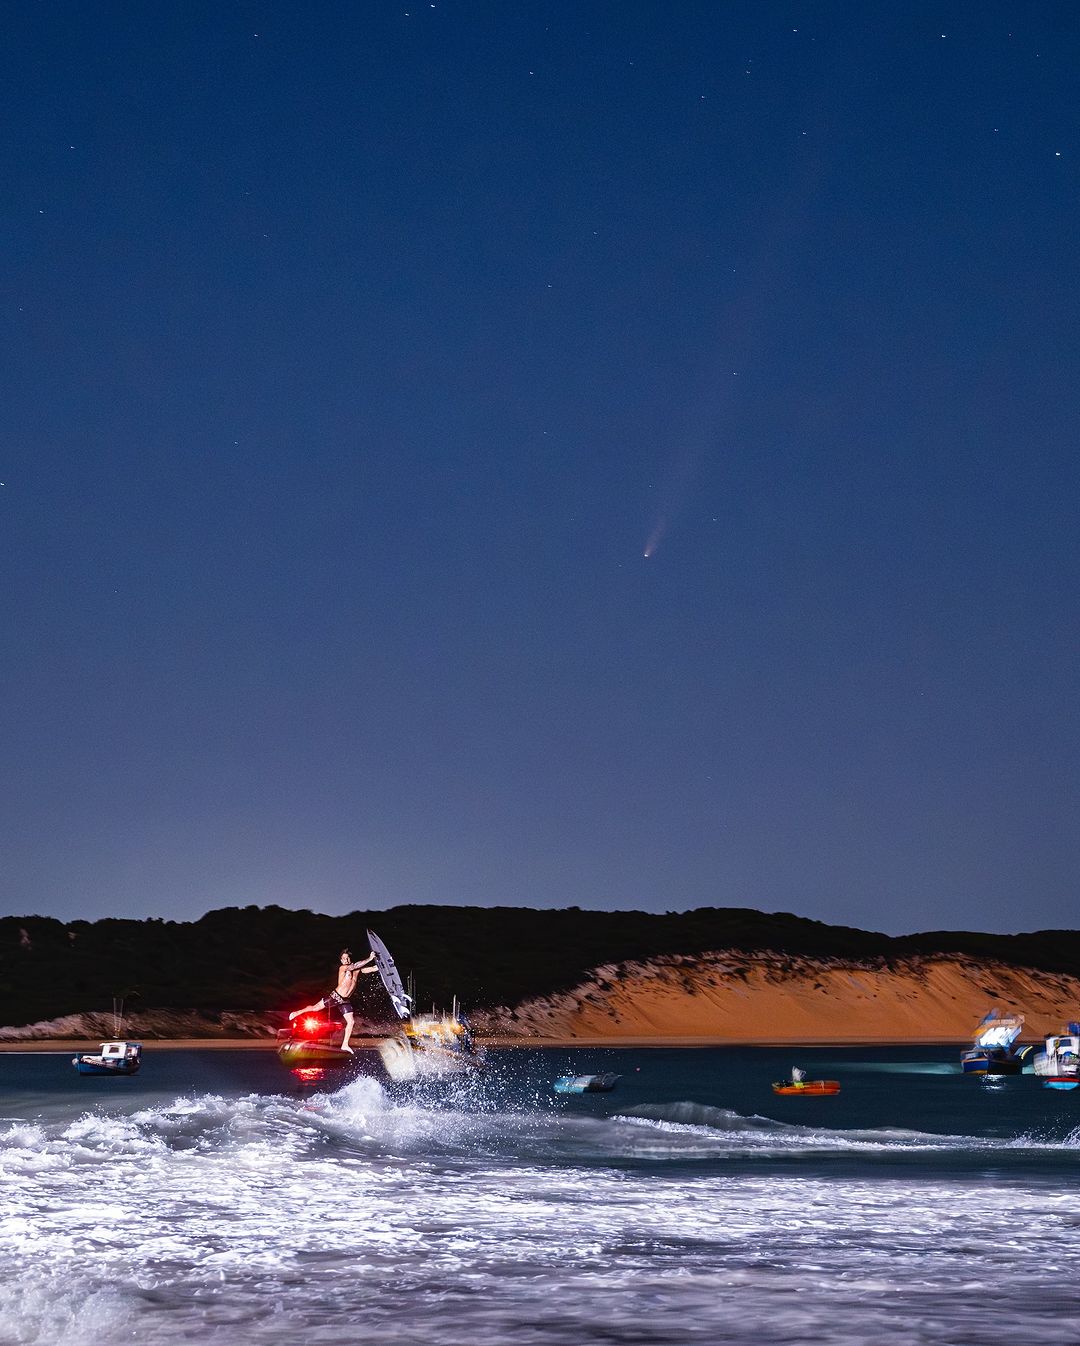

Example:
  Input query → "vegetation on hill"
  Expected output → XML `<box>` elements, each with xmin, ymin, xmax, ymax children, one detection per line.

<box><xmin>1</xmin><ymin>904</ymin><xmax>1078</xmax><ymax>1028</ymax></box>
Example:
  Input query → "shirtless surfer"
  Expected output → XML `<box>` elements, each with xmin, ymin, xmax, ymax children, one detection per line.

<box><xmin>290</xmin><ymin>948</ymin><xmax>378</xmax><ymax>1053</ymax></box>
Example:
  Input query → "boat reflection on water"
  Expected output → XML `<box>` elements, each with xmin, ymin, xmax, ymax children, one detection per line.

<box><xmin>292</xmin><ymin>1065</ymin><xmax>329</xmax><ymax>1085</ymax></box>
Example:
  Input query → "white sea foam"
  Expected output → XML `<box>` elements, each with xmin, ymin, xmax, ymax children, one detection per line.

<box><xmin>1</xmin><ymin>1088</ymin><xmax>1080</xmax><ymax>1344</ymax></box>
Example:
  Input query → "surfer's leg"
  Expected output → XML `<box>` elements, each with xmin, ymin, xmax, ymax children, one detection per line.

<box><xmin>289</xmin><ymin>998</ymin><xmax>327</xmax><ymax>1021</ymax></box>
<box><xmin>341</xmin><ymin>1010</ymin><xmax>355</xmax><ymax>1053</ymax></box>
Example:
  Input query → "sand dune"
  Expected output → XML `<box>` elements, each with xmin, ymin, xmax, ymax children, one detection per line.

<box><xmin>469</xmin><ymin>951</ymin><xmax>1080</xmax><ymax>1044</ymax></box>
<box><xmin>0</xmin><ymin>1009</ymin><xmax>284</xmax><ymax>1044</ymax></box>
<box><xmin>4</xmin><ymin>952</ymin><xmax>1079</xmax><ymax>1047</ymax></box>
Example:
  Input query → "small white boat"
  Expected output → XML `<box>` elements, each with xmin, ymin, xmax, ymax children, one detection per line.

<box><xmin>1033</xmin><ymin>1023</ymin><xmax>1080</xmax><ymax>1090</ymax></box>
<box><xmin>72</xmin><ymin>1042</ymin><xmax>143</xmax><ymax>1076</ymax></box>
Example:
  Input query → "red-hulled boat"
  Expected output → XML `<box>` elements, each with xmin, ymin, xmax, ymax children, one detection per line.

<box><xmin>771</xmin><ymin>1079</ymin><xmax>840</xmax><ymax>1096</ymax></box>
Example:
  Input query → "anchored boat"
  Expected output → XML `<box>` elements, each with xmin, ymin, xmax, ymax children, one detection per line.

<box><xmin>1033</xmin><ymin>1023</ymin><xmax>1080</xmax><ymax>1090</ymax></box>
<box><xmin>72</xmin><ymin>1041</ymin><xmax>143</xmax><ymax>1076</ymax></box>
<box><xmin>771</xmin><ymin>1079</ymin><xmax>840</xmax><ymax>1096</ymax></box>
<box><xmin>960</xmin><ymin>1010</ymin><xmax>1032</xmax><ymax>1075</ymax></box>
<box><xmin>553</xmin><ymin>1073</ymin><xmax>620</xmax><ymax>1094</ymax></box>
<box><xmin>71</xmin><ymin>998</ymin><xmax>143</xmax><ymax>1076</ymax></box>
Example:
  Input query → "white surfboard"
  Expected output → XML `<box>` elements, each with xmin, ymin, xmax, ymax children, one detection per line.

<box><xmin>366</xmin><ymin>929</ymin><xmax>413</xmax><ymax>1020</ymax></box>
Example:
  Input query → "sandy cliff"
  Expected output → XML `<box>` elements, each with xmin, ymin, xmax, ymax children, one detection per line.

<box><xmin>468</xmin><ymin>951</ymin><xmax>1080</xmax><ymax>1043</ymax></box>
<box><xmin>0</xmin><ymin>1009</ymin><xmax>284</xmax><ymax>1043</ymax></box>
<box><xmin>4</xmin><ymin>952</ymin><xmax>1079</xmax><ymax>1044</ymax></box>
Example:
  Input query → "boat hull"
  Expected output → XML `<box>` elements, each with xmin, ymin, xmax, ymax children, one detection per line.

<box><xmin>772</xmin><ymin>1080</ymin><xmax>840</xmax><ymax>1096</ymax></box>
<box><xmin>961</xmin><ymin>1012</ymin><xmax>1030</xmax><ymax>1074</ymax></box>
<box><xmin>277</xmin><ymin>1040</ymin><xmax>354</xmax><ymax>1070</ymax></box>
<box><xmin>960</xmin><ymin>1052</ymin><xmax>1027</xmax><ymax>1075</ymax></box>
<box><xmin>72</xmin><ymin>1041</ymin><xmax>143</xmax><ymax>1076</ymax></box>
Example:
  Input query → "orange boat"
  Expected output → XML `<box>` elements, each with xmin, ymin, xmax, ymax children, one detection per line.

<box><xmin>771</xmin><ymin>1080</ymin><xmax>840</xmax><ymax>1096</ymax></box>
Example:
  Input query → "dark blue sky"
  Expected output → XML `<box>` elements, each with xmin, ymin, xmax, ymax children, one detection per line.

<box><xmin>2</xmin><ymin>3</ymin><xmax>1077</xmax><ymax>932</ymax></box>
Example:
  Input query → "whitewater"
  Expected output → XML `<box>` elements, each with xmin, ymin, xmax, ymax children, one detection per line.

<box><xmin>1</xmin><ymin>1046</ymin><xmax>1079</xmax><ymax>1345</ymax></box>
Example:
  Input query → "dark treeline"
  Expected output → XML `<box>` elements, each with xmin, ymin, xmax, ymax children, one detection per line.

<box><xmin>1</xmin><ymin>905</ymin><xmax>1078</xmax><ymax>1026</ymax></box>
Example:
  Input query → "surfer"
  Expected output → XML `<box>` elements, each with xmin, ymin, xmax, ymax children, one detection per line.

<box><xmin>791</xmin><ymin>1067</ymin><xmax>806</xmax><ymax>1085</ymax></box>
<box><xmin>289</xmin><ymin>948</ymin><xmax>378</xmax><ymax>1053</ymax></box>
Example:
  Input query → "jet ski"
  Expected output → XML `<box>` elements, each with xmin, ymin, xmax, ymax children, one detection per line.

<box><xmin>276</xmin><ymin>1011</ymin><xmax>357</xmax><ymax>1082</ymax></box>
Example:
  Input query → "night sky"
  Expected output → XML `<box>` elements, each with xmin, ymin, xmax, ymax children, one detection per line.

<box><xmin>2</xmin><ymin>3</ymin><xmax>1077</xmax><ymax>933</ymax></box>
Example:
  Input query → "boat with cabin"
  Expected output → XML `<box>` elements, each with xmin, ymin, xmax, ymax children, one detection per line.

<box><xmin>71</xmin><ymin>998</ymin><xmax>143</xmax><ymax>1076</ymax></box>
<box><xmin>960</xmin><ymin>1010</ymin><xmax>1032</xmax><ymax>1075</ymax></box>
<box><xmin>72</xmin><ymin>1041</ymin><xmax>143</xmax><ymax>1076</ymax></box>
<box><xmin>1033</xmin><ymin>1023</ymin><xmax>1080</xmax><ymax>1090</ymax></box>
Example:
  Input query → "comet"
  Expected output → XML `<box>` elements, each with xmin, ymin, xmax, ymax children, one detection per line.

<box><xmin>643</xmin><ymin>515</ymin><xmax>667</xmax><ymax>558</ymax></box>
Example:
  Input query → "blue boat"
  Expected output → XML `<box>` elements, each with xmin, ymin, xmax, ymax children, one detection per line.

<box><xmin>72</xmin><ymin>1042</ymin><xmax>143</xmax><ymax>1076</ymax></box>
<box><xmin>553</xmin><ymin>1073</ymin><xmax>620</xmax><ymax>1094</ymax></box>
<box><xmin>960</xmin><ymin>1010</ymin><xmax>1031</xmax><ymax>1075</ymax></box>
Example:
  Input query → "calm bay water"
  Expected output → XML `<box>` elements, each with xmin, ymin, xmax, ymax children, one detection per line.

<box><xmin>1</xmin><ymin>1045</ymin><xmax>1078</xmax><ymax>1344</ymax></box>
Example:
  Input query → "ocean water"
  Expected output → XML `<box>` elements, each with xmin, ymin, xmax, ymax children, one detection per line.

<box><xmin>2</xmin><ymin>1045</ymin><xmax>1079</xmax><ymax>1345</ymax></box>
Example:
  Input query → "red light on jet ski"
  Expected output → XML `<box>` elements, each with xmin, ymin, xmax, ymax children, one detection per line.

<box><xmin>302</xmin><ymin>1016</ymin><xmax>322</xmax><ymax>1035</ymax></box>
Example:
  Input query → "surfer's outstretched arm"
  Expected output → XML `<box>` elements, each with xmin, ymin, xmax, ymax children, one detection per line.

<box><xmin>346</xmin><ymin>954</ymin><xmax>377</xmax><ymax>971</ymax></box>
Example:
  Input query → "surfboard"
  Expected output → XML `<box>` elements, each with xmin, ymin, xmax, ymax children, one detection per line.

<box><xmin>366</xmin><ymin>929</ymin><xmax>413</xmax><ymax>1020</ymax></box>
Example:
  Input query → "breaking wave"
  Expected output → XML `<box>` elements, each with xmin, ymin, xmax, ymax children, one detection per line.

<box><xmin>2</xmin><ymin>1060</ymin><xmax>1080</xmax><ymax>1344</ymax></box>
<box><xmin>617</xmin><ymin>1099</ymin><xmax>1080</xmax><ymax>1154</ymax></box>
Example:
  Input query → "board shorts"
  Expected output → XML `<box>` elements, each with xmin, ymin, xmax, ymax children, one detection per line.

<box><xmin>326</xmin><ymin>990</ymin><xmax>354</xmax><ymax>1018</ymax></box>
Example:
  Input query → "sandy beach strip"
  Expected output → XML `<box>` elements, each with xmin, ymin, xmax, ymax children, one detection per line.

<box><xmin>0</xmin><ymin>1034</ymin><xmax>978</xmax><ymax>1052</ymax></box>
<box><xmin>0</xmin><ymin>1038</ymin><xmax>284</xmax><ymax>1052</ymax></box>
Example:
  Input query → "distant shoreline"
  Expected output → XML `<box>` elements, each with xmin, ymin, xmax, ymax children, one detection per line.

<box><xmin>0</xmin><ymin>1034</ymin><xmax>979</xmax><ymax>1053</ymax></box>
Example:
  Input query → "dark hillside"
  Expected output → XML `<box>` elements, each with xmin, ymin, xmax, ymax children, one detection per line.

<box><xmin>0</xmin><ymin>905</ymin><xmax>1077</xmax><ymax>1027</ymax></box>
